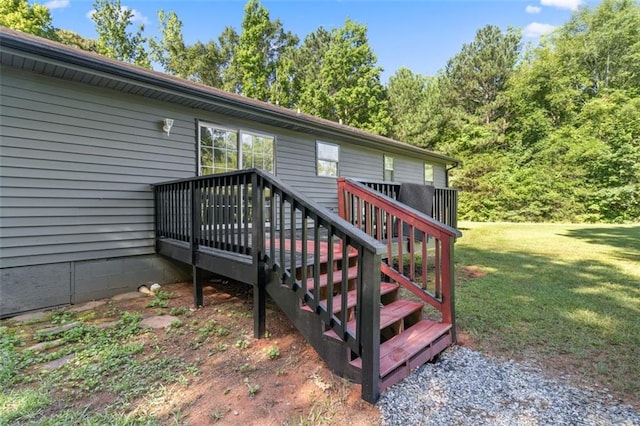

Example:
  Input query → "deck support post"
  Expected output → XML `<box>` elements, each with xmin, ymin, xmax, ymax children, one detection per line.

<box><xmin>190</xmin><ymin>180</ymin><xmax>203</xmax><ymax>308</ymax></box>
<box><xmin>360</xmin><ymin>250</ymin><xmax>382</xmax><ymax>403</ymax></box>
<box><xmin>446</xmin><ymin>236</ymin><xmax>456</xmax><ymax>343</ymax></box>
<box><xmin>251</xmin><ymin>172</ymin><xmax>266</xmax><ymax>338</ymax></box>
<box><xmin>254</xmin><ymin>270</ymin><xmax>266</xmax><ymax>339</ymax></box>
<box><xmin>193</xmin><ymin>266</ymin><xmax>203</xmax><ymax>308</ymax></box>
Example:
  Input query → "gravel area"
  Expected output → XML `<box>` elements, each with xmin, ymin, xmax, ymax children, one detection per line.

<box><xmin>378</xmin><ymin>346</ymin><xmax>640</xmax><ymax>426</ymax></box>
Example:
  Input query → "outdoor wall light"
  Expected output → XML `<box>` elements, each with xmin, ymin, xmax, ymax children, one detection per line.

<box><xmin>162</xmin><ymin>118</ymin><xmax>174</xmax><ymax>136</ymax></box>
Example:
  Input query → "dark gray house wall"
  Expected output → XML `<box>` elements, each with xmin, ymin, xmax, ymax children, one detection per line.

<box><xmin>0</xmin><ymin>28</ymin><xmax>458</xmax><ymax>317</ymax></box>
<box><xmin>0</xmin><ymin>66</ymin><xmax>191</xmax><ymax>316</ymax></box>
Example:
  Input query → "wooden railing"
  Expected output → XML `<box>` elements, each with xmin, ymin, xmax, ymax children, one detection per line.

<box><xmin>337</xmin><ymin>178</ymin><xmax>461</xmax><ymax>332</ymax></box>
<box><xmin>154</xmin><ymin>170</ymin><xmax>387</xmax><ymax>402</ymax></box>
<box><xmin>357</xmin><ymin>180</ymin><xmax>459</xmax><ymax>229</ymax></box>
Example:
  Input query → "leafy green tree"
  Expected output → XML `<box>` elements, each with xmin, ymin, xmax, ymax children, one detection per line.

<box><xmin>295</xmin><ymin>19</ymin><xmax>391</xmax><ymax>135</ymax></box>
<box><xmin>150</xmin><ymin>10</ymin><xmax>190</xmax><ymax>78</ymax></box>
<box><xmin>0</xmin><ymin>0</ymin><xmax>57</xmax><ymax>39</ymax></box>
<box><xmin>555</xmin><ymin>0</ymin><xmax>640</xmax><ymax>94</ymax></box>
<box><xmin>91</xmin><ymin>0</ymin><xmax>150</xmax><ymax>67</ymax></box>
<box><xmin>230</xmin><ymin>0</ymin><xmax>298</xmax><ymax>104</ymax></box>
<box><xmin>444</xmin><ymin>25</ymin><xmax>521</xmax><ymax>125</ymax></box>
<box><xmin>217</xmin><ymin>26</ymin><xmax>241</xmax><ymax>92</ymax></box>
<box><xmin>387</xmin><ymin>68</ymin><xmax>429</xmax><ymax>145</ymax></box>
<box><xmin>56</xmin><ymin>29</ymin><xmax>97</xmax><ymax>51</ymax></box>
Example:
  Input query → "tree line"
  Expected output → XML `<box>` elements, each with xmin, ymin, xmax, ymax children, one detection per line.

<box><xmin>2</xmin><ymin>0</ymin><xmax>638</xmax><ymax>223</ymax></box>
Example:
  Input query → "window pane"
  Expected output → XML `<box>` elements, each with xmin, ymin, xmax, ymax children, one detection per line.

<box><xmin>317</xmin><ymin>142</ymin><xmax>339</xmax><ymax>161</ymax></box>
<box><xmin>200</xmin><ymin>125</ymin><xmax>238</xmax><ymax>175</ymax></box>
<box><xmin>424</xmin><ymin>163</ymin><xmax>434</xmax><ymax>184</ymax></box>
<box><xmin>241</xmin><ymin>132</ymin><xmax>275</xmax><ymax>172</ymax></box>
<box><xmin>384</xmin><ymin>155</ymin><xmax>394</xmax><ymax>171</ymax></box>
<box><xmin>318</xmin><ymin>160</ymin><xmax>338</xmax><ymax>177</ymax></box>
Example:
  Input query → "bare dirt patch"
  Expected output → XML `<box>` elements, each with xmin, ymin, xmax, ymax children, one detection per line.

<box><xmin>460</xmin><ymin>265</ymin><xmax>487</xmax><ymax>280</ymax></box>
<box><xmin>7</xmin><ymin>280</ymin><xmax>381</xmax><ymax>425</ymax></box>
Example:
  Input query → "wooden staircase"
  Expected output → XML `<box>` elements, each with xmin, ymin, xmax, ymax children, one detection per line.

<box><xmin>153</xmin><ymin>170</ymin><xmax>461</xmax><ymax>403</ymax></box>
<box><xmin>265</xmin><ymin>236</ymin><xmax>454</xmax><ymax>397</ymax></box>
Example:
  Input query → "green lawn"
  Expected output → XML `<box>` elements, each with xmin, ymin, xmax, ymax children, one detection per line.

<box><xmin>454</xmin><ymin>222</ymin><xmax>640</xmax><ymax>403</ymax></box>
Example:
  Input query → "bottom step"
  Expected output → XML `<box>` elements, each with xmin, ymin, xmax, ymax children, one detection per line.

<box><xmin>351</xmin><ymin>320</ymin><xmax>452</xmax><ymax>387</ymax></box>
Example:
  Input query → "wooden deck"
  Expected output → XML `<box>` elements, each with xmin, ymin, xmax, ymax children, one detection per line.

<box><xmin>153</xmin><ymin>170</ymin><xmax>460</xmax><ymax>403</ymax></box>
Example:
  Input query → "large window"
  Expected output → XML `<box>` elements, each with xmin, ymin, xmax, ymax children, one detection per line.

<box><xmin>199</xmin><ymin>123</ymin><xmax>274</xmax><ymax>175</ymax></box>
<box><xmin>424</xmin><ymin>163</ymin><xmax>434</xmax><ymax>185</ymax></box>
<box><xmin>241</xmin><ymin>132</ymin><xmax>274</xmax><ymax>172</ymax></box>
<box><xmin>317</xmin><ymin>141</ymin><xmax>339</xmax><ymax>177</ymax></box>
<box><xmin>383</xmin><ymin>155</ymin><xmax>394</xmax><ymax>181</ymax></box>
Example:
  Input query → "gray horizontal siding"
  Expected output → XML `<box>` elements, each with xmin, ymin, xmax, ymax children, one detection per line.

<box><xmin>0</xmin><ymin>67</ymin><xmax>196</xmax><ymax>268</ymax></box>
<box><xmin>434</xmin><ymin>166</ymin><xmax>447</xmax><ymax>187</ymax></box>
<box><xmin>276</xmin><ymin>134</ymin><xmax>338</xmax><ymax>210</ymax></box>
<box><xmin>341</xmin><ymin>145</ymin><xmax>383</xmax><ymax>181</ymax></box>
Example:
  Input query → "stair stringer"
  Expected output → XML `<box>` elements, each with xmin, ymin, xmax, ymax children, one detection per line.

<box><xmin>264</xmin><ymin>277</ymin><xmax>362</xmax><ymax>383</ymax></box>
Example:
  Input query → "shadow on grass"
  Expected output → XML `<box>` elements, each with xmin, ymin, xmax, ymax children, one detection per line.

<box><xmin>564</xmin><ymin>226</ymin><xmax>640</xmax><ymax>263</ymax></box>
<box><xmin>455</xmin><ymin>246</ymin><xmax>640</xmax><ymax>400</ymax></box>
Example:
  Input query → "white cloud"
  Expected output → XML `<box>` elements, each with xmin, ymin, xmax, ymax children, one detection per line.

<box><xmin>540</xmin><ymin>0</ymin><xmax>582</xmax><ymax>11</ymax></box>
<box><xmin>525</xmin><ymin>5</ymin><xmax>542</xmax><ymax>14</ymax></box>
<box><xmin>44</xmin><ymin>0</ymin><xmax>70</xmax><ymax>10</ymax></box>
<box><xmin>524</xmin><ymin>22</ymin><xmax>557</xmax><ymax>37</ymax></box>
<box><xmin>85</xmin><ymin>6</ymin><xmax>148</xmax><ymax>25</ymax></box>
<box><xmin>128</xmin><ymin>8</ymin><xmax>149</xmax><ymax>25</ymax></box>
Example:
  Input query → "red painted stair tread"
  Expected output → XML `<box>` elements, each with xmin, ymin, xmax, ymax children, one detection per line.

<box><xmin>321</xmin><ymin>282</ymin><xmax>399</xmax><ymax>313</ymax></box>
<box><xmin>350</xmin><ymin>320</ymin><xmax>451</xmax><ymax>376</ymax></box>
<box><xmin>305</xmin><ymin>266</ymin><xmax>358</xmax><ymax>289</ymax></box>
<box><xmin>326</xmin><ymin>299</ymin><xmax>424</xmax><ymax>338</ymax></box>
<box><xmin>379</xmin><ymin>299</ymin><xmax>423</xmax><ymax>329</ymax></box>
<box><xmin>302</xmin><ymin>282</ymin><xmax>398</xmax><ymax>314</ymax></box>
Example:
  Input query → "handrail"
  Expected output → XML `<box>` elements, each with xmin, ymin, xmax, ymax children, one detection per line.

<box><xmin>356</xmin><ymin>179</ymin><xmax>459</xmax><ymax>229</ymax></box>
<box><xmin>154</xmin><ymin>170</ymin><xmax>386</xmax><ymax>402</ymax></box>
<box><xmin>337</xmin><ymin>177</ymin><xmax>461</xmax><ymax>333</ymax></box>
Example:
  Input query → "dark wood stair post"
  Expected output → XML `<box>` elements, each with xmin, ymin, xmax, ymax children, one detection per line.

<box><xmin>190</xmin><ymin>179</ymin><xmax>204</xmax><ymax>308</ymax></box>
<box><xmin>360</xmin><ymin>249</ymin><xmax>382</xmax><ymax>403</ymax></box>
<box><xmin>252</xmin><ymin>172</ymin><xmax>266</xmax><ymax>338</ymax></box>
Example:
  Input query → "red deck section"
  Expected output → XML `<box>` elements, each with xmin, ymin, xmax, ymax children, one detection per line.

<box><xmin>269</xmin><ymin>238</ymin><xmax>359</xmax><ymax>263</ymax></box>
<box><xmin>350</xmin><ymin>320</ymin><xmax>452</xmax><ymax>376</ymax></box>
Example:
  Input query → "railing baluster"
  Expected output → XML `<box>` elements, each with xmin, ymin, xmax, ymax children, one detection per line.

<box><xmin>243</xmin><ymin>176</ymin><xmax>249</xmax><ymax>253</ymax></box>
<box><xmin>301</xmin><ymin>210</ymin><xmax>308</xmax><ymax>296</ymax></box>
<box><xmin>326</xmin><ymin>229</ymin><xmax>334</xmax><ymax>322</ymax></box>
<box><xmin>340</xmin><ymin>237</ymin><xmax>349</xmax><ymax>337</ymax></box>
<box><xmin>269</xmin><ymin>183</ymin><xmax>275</xmax><ymax>265</ymax></box>
<box><xmin>422</xmin><ymin>230</ymin><xmax>428</xmax><ymax>291</ymax></box>
<box><xmin>289</xmin><ymin>200</ymin><xmax>296</xmax><ymax>289</ymax></box>
<box><xmin>409</xmin><ymin>224</ymin><xmax>415</xmax><ymax>281</ymax></box>
<box><xmin>279</xmin><ymin>194</ymin><xmax>286</xmax><ymax>279</ymax></box>
<box><xmin>435</xmin><ymin>239</ymin><xmax>441</xmax><ymax>299</ymax></box>
<box><xmin>313</xmin><ymin>223</ymin><xmax>321</xmax><ymax>311</ymax></box>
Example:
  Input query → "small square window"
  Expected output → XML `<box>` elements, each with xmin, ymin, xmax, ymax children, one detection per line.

<box><xmin>317</xmin><ymin>141</ymin><xmax>339</xmax><ymax>177</ymax></box>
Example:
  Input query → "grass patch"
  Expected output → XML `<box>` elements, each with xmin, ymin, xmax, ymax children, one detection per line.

<box><xmin>455</xmin><ymin>222</ymin><xmax>640</xmax><ymax>400</ymax></box>
<box><xmin>0</xmin><ymin>310</ymin><xmax>196</xmax><ymax>424</ymax></box>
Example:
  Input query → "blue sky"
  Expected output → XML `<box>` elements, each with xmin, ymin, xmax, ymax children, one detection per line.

<box><xmin>43</xmin><ymin>0</ymin><xmax>592</xmax><ymax>81</ymax></box>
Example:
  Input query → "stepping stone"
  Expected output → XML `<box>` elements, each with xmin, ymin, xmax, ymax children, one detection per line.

<box><xmin>111</xmin><ymin>291</ymin><xmax>144</xmax><ymax>301</ymax></box>
<box><xmin>95</xmin><ymin>321</ymin><xmax>118</xmax><ymax>329</ymax></box>
<box><xmin>26</xmin><ymin>338</ymin><xmax>65</xmax><ymax>352</ymax></box>
<box><xmin>41</xmin><ymin>354</ymin><xmax>74</xmax><ymax>371</ymax></box>
<box><xmin>140</xmin><ymin>315</ymin><xmax>179</xmax><ymax>329</ymax></box>
<box><xmin>69</xmin><ymin>300</ymin><xmax>106</xmax><ymax>312</ymax></box>
<box><xmin>36</xmin><ymin>321</ymin><xmax>81</xmax><ymax>337</ymax></box>
<box><xmin>11</xmin><ymin>311</ymin><xmax>48</xmax><ymax>323</ymax></box>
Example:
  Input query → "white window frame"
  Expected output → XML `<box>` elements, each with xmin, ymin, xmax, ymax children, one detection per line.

<box><xmin>198</xmin><ymin>121</ymin><xmax>276</xmax><ymax>175</ymax></box>
<box><xmin>316</xmin><ymin>141</ymin><xmax>340</xmax><ymax>177</ymax></box>
<box><xmin>424</xmin><ymin>163</ymin><xmax>434</xmax><ymax>185</ymax></box>
<box><xmin>383</xmin><ymin>155</ymin><xmax>394</xmax><ymax>181</ymax></box>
